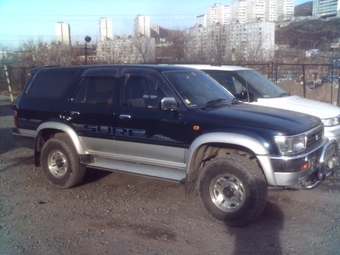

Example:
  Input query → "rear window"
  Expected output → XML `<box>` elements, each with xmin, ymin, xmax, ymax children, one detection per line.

<box><xmin>26</xmin><ymin>68</ymin><xmax>78</xmax><ymax>98</ymax></box>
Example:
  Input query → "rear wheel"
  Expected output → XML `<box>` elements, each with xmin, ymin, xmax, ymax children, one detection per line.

<box><xmin>198</xmin><ymin>155</ymin><xmax>268</xmax><ymax>227</ymax></box>
<box><xmin>41</xmin><ymin>137</ymin><xmax>86</xmax><ymax>188</ymax></box>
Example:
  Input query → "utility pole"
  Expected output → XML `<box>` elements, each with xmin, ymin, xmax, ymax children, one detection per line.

<box><xmin>84</xmin><ymin>36</ymin><xmax>91</xmax><ymax>65</ymax></box>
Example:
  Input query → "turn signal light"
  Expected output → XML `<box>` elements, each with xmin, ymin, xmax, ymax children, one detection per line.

<box><xmin>301</xmin><ymin>162</ymin><xmax>310</xmax><ymax>170</ymax></box>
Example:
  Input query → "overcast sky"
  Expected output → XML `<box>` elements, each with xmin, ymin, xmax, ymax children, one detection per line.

<box><xmin>0</xmin><ymin>0</ymin><xmax>310</xmax><ymax>48</ymax></box>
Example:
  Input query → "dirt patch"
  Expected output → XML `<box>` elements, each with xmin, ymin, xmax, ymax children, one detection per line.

<box><xmin>1</xmin><ymin>106</ymin><xmax>340</xmax><ymax>255</ymax></box>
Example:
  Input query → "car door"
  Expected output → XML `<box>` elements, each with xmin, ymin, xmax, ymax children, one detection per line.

<box><xmin>115</xmin><ymin>68</ymin><xmax>186</xmax><ymax>167</ymax></box>
<box><xmin>66</xmin><ymin>74</ymin><xmax>120</xmax><ymax>155</ymax></box>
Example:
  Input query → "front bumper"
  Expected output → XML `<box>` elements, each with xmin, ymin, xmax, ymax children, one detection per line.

<box><xmin>269</xmin><ymin>139</ymin><xmax>339</xmax><ymax>189</ymax></box>
<box><xmin>324</xmin><ymin>125</ymin><xmax>340</xmax><ymax>150</ymax></box>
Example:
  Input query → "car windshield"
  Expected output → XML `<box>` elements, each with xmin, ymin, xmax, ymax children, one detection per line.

<box><xmin>162</xmin><ymin>70</ymin><xmax>234</xmax><ymax>107</ymax></box>
<box><xmin>205</xmin><ymin>69</ymin><xmax>288</xmax><ymax>99</ymax></box>
<box><xmin>235</xmin><ymin>70</ymin><xmax>288</xmax><ymax>98</ymax></box>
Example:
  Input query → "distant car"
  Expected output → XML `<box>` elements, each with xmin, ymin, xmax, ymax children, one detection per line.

<box><xmin>177</xmin><ymin>64</ymin><xmax>340</xmax><ymax>149</ymax></box>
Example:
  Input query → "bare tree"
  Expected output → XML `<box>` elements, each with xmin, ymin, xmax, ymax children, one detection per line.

<box><xmin>17</xmin><ymin>39</ymin><xmax>84</xmax><ymax>67</ymax></box>
<box><xmin>166</xmin><ymin>29</ymin><xmax>192</xmax><ymax>62</ymax></box>
<box><xmin>132</xmin><ymin>32</ymin><xmax>155</xmax><ymax>63</ymax></box>
<box><xmin>205</xmin><ymin>27</ymin><xmax>231</xmax><ymax>64</ymax></box>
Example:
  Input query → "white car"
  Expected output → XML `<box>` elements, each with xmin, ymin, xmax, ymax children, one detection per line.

<box><xmin>178</xmin><ymin>64</ymin><xmax>340</xmax><ymax>148</ymax></box>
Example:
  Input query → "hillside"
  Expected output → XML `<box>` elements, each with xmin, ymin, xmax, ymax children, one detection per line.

<box><xmin>275</xmin><ymin>18</ymin><xmax>340</xmax><ymax>50</ymax></box>
<box><xmin>294</xmin><ymin>1</ymin><xmax>313</xmax><ymax>17</ymax></box>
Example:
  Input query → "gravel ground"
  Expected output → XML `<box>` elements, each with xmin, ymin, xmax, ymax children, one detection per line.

<box><xmin>1</xmin><ymin>98</ymin><xmax>340</xmax><ymax>255</ymax></box>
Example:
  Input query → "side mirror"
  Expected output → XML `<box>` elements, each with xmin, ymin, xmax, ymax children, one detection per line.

<box><xmin>240</xmin><ymin>91</ymin><xmax>254</xmax><ymax>102</ymax></box>
<box><xmin>161</xmin><ymin>97</ymin><xmax>178</xmax><ymax>111</ymax></box>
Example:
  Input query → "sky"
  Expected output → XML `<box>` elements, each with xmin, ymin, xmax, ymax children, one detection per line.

<box><xmin>0</xmin><ymin>0</ymin><xmax>310</xmax><ymax>48</ymax></box>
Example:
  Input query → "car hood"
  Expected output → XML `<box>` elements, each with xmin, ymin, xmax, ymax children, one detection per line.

<box><xmin>253</xmin><ymin>95</ymin><xmax>340</xmax><ymax>119</ymax></box>
<box><xmin>199</xmin><ymin>103</ymin><xmax>321</xmax><ymax>136</ymax></box>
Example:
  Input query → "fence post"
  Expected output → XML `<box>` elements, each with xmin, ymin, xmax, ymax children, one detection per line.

<box><xmin>4</xmin><ymin>65</ymin><xmax>13</xmax><ymax>102</ymax></box>
<box><xmin>302</xmin><ymin>64</ymin><xmax>306</xmax><ymax>98</ymax></box>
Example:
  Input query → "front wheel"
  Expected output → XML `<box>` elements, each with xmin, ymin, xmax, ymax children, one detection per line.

<box><xmin>198</xmin><ymin>155</ymin><xmax>268</xmax><ymax>227</ymax></box>
<box><xmin>41</xmin><ymin>136</ymin><xmax>86</xmax><ymax>188</ymax></box>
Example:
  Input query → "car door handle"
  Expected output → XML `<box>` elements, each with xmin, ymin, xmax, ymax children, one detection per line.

<box><xmin>119</xmin><ymin>114</ymin><xmax>131</xmax><ymax>120</ymax></box>
<box><xmin>71</xmin><ymin>111</ymin><xmax>80</xmax><ymax>116</ymax></box>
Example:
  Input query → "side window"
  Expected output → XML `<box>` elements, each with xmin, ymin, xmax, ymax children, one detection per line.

<box><xmin>233</xmin><ymin>78</ymin><xmax>245</xmax><ymax>95</ymax></box>
<box><xmin>74</xmin><ymin>77</ymin><xmax>117</xmax><ymax>106</ymax></box>
<box><xmin>123</xmin><ymin>74</ymin><xmax>169</xmax><ymax>108</ymax></box>
<box><xmin>123</xmin><ymin>76</ymin><xmax>146</xmax><ymax>107</ymax></box>
<box><xmin>207</xmin><ymin>72</ymin><xmax>237</xmax><ymax>95</ymax></box>
<box><xmin>26</xmin><ymin>68</ymin><xmax>78</xmax><ymax>99</ymax></box>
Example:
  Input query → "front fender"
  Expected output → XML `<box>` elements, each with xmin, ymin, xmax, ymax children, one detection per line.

<box><xmin>185</xmin><ymin>132</ymin><xmax>274</xmax><ymax>193</ymax></box>
<box><xmin>37</xmin><ymin>122</ymin><xmax>87</xmax><ymax>155</ymax></box>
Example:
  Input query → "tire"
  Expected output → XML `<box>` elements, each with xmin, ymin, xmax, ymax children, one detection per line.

<box><xmin>40</xmin><ymin>137</ymin><xmax>86</xmax><ymax>189</ymax></box>
<box><xmin>198</xmin><ymin>154</ymin><xmax>268</xmax><ymax>227</ymax></box>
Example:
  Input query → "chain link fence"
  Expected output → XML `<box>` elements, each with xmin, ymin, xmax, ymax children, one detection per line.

<box><xmin>1</xmin><ymin>64</ymin><xmax>340</xmax><ymax>105</ymax></box>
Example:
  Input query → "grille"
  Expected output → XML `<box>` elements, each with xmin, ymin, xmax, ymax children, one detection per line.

<box><xmin>306</xmin><ymin>126</ymin><xmax>323</xmax><ymax>149</ymax></box>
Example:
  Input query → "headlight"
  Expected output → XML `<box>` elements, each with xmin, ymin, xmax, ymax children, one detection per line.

<box><xmin>274</xmin><ymin>134</ymin><xmax>306</xmax><ymax>155</ymax></box>
<box><xmin>322</xmin><ymin>116</ymin><xmax>340</xmax><ymax>127</ymax></box>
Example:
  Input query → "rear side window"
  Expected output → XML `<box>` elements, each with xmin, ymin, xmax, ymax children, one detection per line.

<box><xmin>26</xmin><ymin>68</ymin><xmax>78</xmax><ymax>98</ymax></box>
<box><xmin>74</xmin><ymin>76</ymin><xmax>118</xmax><ymax>106</ymax></box>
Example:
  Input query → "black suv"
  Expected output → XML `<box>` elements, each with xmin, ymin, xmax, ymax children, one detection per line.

<box><xmin>12</xmin><ymin>65</ymin><xmax>339</xmax><ymax>226</ymax></box>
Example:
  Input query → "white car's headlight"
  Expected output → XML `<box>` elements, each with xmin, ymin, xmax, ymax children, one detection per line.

<box><xmin>274</xmin><ymin>134</ymin><xmax>306</xmax><ymax>155</ymax></box>
<box><xmin>322</xmin><ymin>116</ymin><xmax>340</xmax><ymax>127</ymax></box>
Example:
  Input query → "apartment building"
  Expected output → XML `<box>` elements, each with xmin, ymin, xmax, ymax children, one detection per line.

<box><xmin>277</xmin><ymin>0</ymin><xmax>294</xmax><ymax>20</ymax></box>
<box><xmin>230</xmin><ymin>22</ymin><xmax>275</xmax><ymax>61</ymax></box>
<box><xmin>313</xmin><ymin>0</ymin><xmax>340</xmax><ymax>16</ymax></box>
<box><xmin>206</xmin><ymin>4</ymin><xmax>231</xmax><ymax>26</ymax></box>
<box><xmin>55</xmin><ymin>22</ymin><xmax>71</xmax><ymax>46</ymax></box>
<box><xmin>229</xmin><ymin>0</ymin><xmax>292</xmax><ymax>24</ymax></box>
<box><xmin>96</xmin><ymin>35</ymin><xmax>155</xmax><ymax>63</ymax></box>
<box><xmin>134</xmin><ymin>15</ymin><xmax>151</xmax><ymax>37</ymax></box>
<box><xmin>99</xmin><ymin>18</ymin><xmax>113</xmax><ymax>41</ymax></box>
<box><xmin>195</xmin><ymin>14</ymin><xmax>206</xmax><ymax>27</ymax></box>
<box><xmin>185</xmin><ymin>21</ymin><xmax>274</xmax><ymax>62</ymax></box>
<box><xmin>231</xmin><ymin>0</ymin><xmax>248</xmax><ymax>23</ymax></box>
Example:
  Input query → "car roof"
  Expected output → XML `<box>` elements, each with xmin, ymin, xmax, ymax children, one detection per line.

<box><xmin>36</xmin><ymin>64</ymin><xmax>200</xmax><ymax>73</ymax></box>
<box><xmin>173</xmin><ymin>64</ymin><xmax>252</xmax><ymax>71</ymax></box>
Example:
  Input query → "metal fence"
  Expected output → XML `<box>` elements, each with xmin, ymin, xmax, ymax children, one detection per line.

<box><xmin>1</xmin><ymin>64</ymin><xmax>340</xmax><ymax>105</ymax></box>
<box><xmin>242</xmin><ymin>63</ymin><xmax>340</xmax><ymax>105</ymax></box>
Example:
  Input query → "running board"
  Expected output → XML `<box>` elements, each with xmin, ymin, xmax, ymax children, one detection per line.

<box><xmin>87</xmin><ymin>157</ymin><xmax>186</xmax><ymax>182</ymax></box>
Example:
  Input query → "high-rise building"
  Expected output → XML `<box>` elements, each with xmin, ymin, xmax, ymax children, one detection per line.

<box><xmin>195</xmin><ymin>14</ymin><xmax>206</xmax><ymax>27</ymax></box>
<box><xmin>55</xmin><ymin>22</ymin><xmax>71</xmax><ymax>46</ymax></box>
<box><xmin>100</xmin><ymin>18</ymin><xmax>113</xmax><ymax>41</ymax></box>
<box><xmin>277</xmin><ymin>0</ymin><xmax>294</xmax><ymax>20</ymax></box>
<box><xmin>265</xmin><ymin>0</ymin><xmax>277</xmax><ymax>22</ymax></box>
<box><xmin>134</xmin><ymin>15</ymin><xmax>150</xmax><ymax>37</ymax></box>
<box><xmin>206</xmin><ymin>4</ymin><xmax>231</xmax><ymax>26</ymax></box>
<box><xmin>313</xmin><ymin>0</ymin><xmax>340</xmax><ymax>16</ymax></box>
<box><xmin>185</xmin><ymin>21</ymin><xmax>274</xmax><ymax>62</ymax></box>
<box><xmin>231</xmin><ymin>0</ymin><xmax>247</xmax><ymax>24</ymax></box>
<box><xmin>231</xmin><ymin>0</ymin><xmax>266</xmax><ymax>24</ymax></box>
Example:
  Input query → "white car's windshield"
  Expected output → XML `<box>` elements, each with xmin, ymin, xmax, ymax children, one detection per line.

<box><xmin>236</xmin><ymin>70</ymin><xmax>288</xmax><ymax>98</ymax></box>
<box><xmin>163</xmin><ymin>70</ymin><xmax>234</xmax><ymax>107</ymax></box>
<box><xmin>205</xmin><ymin>69</ymin><xmax>289</xmax><ymax>100</ymax></box>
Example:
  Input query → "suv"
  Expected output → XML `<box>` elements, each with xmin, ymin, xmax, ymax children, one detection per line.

<box><xmin>178</xmin><ymin>64</ymin><xmax>340</xmax><ymax>149</ymax></box>
<box><xmin>12</xmin><ymin>65</ymin><xmax>339</xmax><ymax>226</ymax></box>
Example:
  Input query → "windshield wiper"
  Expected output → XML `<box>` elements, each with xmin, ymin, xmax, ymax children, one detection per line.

<box><xmin>206</xmin><ymin>98</ymin><xmax>227</xmax><ymax>107</ymax></box>
<box><xmin>232</xmin><ymin>98</ymin><xmax>242</xmax><ymax>104</ymax></box>
<box><xmin>279</xmin><ymin>92</ymin><xmax>290</xmax><ymax>97</ymax></box>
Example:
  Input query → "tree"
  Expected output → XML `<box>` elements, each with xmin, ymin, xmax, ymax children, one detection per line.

<box><xmin>132</xmin><ymin>32</ymin><xmax>155</xmax><ymax>63</ymax></box>
<box><xmin>166</xmin><ymin>29</ymin><xmax>192</xmax><ymax>62</ymax></box>
<box><xmin>17</xmin><ymin>39</ymin><xmax>83</xmax><ymax>67</ymax></box>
